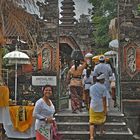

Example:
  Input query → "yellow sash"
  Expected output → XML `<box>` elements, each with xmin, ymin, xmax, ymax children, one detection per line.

<box><xmin>9</xmin><ymin>106</ymin><xmax>34</xmax><ymax>132</ymax></box>
<box><xmin>0</xmin><ymin>86</ymin><xmax>9</xmax><ymax>107</ymax></box>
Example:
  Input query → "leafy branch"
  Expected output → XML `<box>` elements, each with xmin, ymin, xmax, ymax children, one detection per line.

<box><xmin>89</xmin><ymin>0</ymin><xmax>117</xmax><ymax>48</ymax></box>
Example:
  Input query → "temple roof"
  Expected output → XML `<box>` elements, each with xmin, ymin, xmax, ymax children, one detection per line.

<box><xmin>61</xmin><ymin>0</ymin><xmax>75</xmax><ymax>5</ymax></box>
<box><xmin>60</xmin><ymin>0</ymin><xmax>76</xmax><ymax>25</ymax></box>
<box><xmin>61</xmin><ymin>5</ymin><xmax>75</xmax><ymax>10</ymax></box>
<box><xmin>60</xmin><ymin>11</ymin><xmax>75</xmax><ymax>16</ymax></box>
<box><xmin>45</xmin><ymin>0</ymin><xmax>58</xmax><ymax>4</ymax></box>
<box><xmin>60</xmin><ymin>17</ymin><xmax>76</xmax><ymax>21</ymax></box>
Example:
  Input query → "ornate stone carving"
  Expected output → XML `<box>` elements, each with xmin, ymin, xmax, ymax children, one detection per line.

<box><xmin>42</xmin><ymin>47</ymin><xmax>52</xmax><ymax>72</ymax></box>
<box><xmin>126</xmin><ymin>47</ymin><xmax>136</xmax><ymax>74</ymax></box>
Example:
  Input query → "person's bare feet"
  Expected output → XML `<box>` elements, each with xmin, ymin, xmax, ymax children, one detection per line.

<box><xmin>99</xmin><ymin>130</ymin><xmax>106</xmax><ymax>136</ymax></box>
<box><xmin>90</xmin><ymin>137</ymin><xmax>94</xmax><ymax>140</ymax></box>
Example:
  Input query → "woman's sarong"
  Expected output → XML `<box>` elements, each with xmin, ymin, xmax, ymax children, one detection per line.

<box><xmin>70</xmin><ymin>86</ymin><xmax>83</xmax><ymax>111</ymax></box>
<box><xmin>89</xmin><ymin>108</ymin><xmax>106</xmax><ymax>125</ymax></box>
<box><xmin>36</xmin><ymin>124</ymin><xmax>52</xmax><ymax>140</ymax></box>
<box><xmin>36</xmin><ymin>121</ymin><xmax>62</xmax><ymax>140</ymax></box>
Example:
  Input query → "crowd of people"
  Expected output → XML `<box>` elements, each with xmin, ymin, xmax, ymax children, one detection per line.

<box><xmin>32</xmin><ymin>52</ymin><xmax>117</xmax><ymax>140</ymax></box>
<box><xmin>67</xmin><ymin>53</ymin><xmax>116</xmax><ymax>140</ymax></box>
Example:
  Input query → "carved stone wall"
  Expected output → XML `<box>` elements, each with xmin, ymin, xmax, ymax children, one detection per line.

<box><xmin>73</xmin><ymin>14</ymin><xmax>94</xmax><ymax>52</ymax></box>
<box><xmin>7</xmin><ymin>0</ymin><xmax>60</xmax><ymax>106</ymax></box>
<box><xmin>118</xmin><ymin>0</ymin><xmax>140</xmax><ymax>136</ymax></box>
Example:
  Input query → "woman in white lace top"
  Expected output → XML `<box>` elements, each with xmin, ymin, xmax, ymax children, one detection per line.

<box><xmin>33</xmin><ymin>85</ymin><xmax>55</xmax><ymax>140</ymax></box>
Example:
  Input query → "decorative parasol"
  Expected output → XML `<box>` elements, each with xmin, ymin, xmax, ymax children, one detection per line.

<box><xmin>92</xmin><ymin>54</ymin><xmax>104</xmax><ymax>63</ymax></box>
<box><xmin>3</xmin><ymin>49</ymin><xmax>30</xmax><ymax>102</ymax></box>
<box><xmin>104</xmin><ymin>50</ymin><xmax>118</xmax><ymax>69</ymax></box>
<box><xmin>104</xmin><ymin>50</ymin><xmax>118</xmax><ymax>56</ymax></box>
<box><xmin>109</xmin><ymin>39</ymin><xmax>119</xmax><ymax>49</ymax></box>
<box><xmin>84</xmin><ymin>53</ymin><xmax>93</xmax><ymax>58</ymax></box>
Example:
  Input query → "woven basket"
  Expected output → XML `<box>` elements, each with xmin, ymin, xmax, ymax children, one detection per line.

<box><xmin>71</xmin><ymin>50</ymin><xmax>84</xmax><ymax>60</ymax></box>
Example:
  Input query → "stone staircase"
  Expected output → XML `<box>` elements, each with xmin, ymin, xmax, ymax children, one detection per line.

<box><xmin>55</xmin><ymin>109</ymin><xmax>134</xmax><ymax>140</ymax></box>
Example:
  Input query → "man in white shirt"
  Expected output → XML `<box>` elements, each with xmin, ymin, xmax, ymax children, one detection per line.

<box><xmin>89</xmin><ymin>74</ymin><xmax>107</xmax><ymax>140</ymax></box>
<box><xmin>93</xmin><ymin>55</ymin><xmax>113</xmax><ymax>110</ymax></box>
<box><xmin>93</xmin><ymin>55</ymin><xmax>112</xmax><ymax>90</ymax></box>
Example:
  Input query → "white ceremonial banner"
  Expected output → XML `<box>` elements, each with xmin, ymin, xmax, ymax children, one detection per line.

<box><xmin>32</xmin><ymin>76</ymin><xmax>57</xmax><ymax>86</ymax></box>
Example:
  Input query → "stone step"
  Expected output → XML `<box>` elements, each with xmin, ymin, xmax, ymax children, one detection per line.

<box><xmin>59</xmin><ymin>128</ymin><xmax>133</xmax><ymax>140</ymax></box>
<box><xmin>57</xmin><ymin>122</ymin><xmax>128</xmax><ymax>132</ymax></box>
<box><xmin>55</xmin><ymin>109</ymin><xmax>133</xmax><ymax>139</ymax></box>
<box><xmin>106</xmin><ymin>114</ymin><xmax>125</xmax><ymax>122</ymax></box>
<box><xmin>55</xmin><ymin>111</ymin><xmax>125</xmax><ymax>123</ymax></box>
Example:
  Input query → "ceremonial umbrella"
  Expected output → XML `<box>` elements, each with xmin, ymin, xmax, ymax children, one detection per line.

<box><xmin>3</xmin><ymin>50</ymin><xmax>30</xmax><ymax>102</ymax></box>
<box><xmin>92</xmin><ymin>54</ymin><xmax>104</xmax><ymax>64</ymax></box>
<box><xmin>104</xmin><ymin>50</ymin><xmax>118</xmax><ymax>69</ymax></box>
<box><xmin>84</xmin><ymin>53</ymin><xmax>93</xmax><ymax>58</ymax></box>
<box><xmin>109</xmin><ymin>39</ymin><xmax>119</xmax><ymax>49</ymax></box>
<box><xmin>104</xmin><ymin>50</ymin><xmax>118</xmax><ymax>56</ymax></box>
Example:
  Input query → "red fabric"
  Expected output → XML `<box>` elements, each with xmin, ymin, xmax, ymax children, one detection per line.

<box><xmin>52</xmin><ymin>121</ymin><xmax>62</xmax><ymax>140</ymax></box>
<box><xmin>22</xmin><ymin>64</ymin><xmax>32</xmax><ymax>73</ymax></box>
<box><xmin>136</xmin><ymin>48</ymin><xmax>140</xmax><ymax>71</ymax></box>
<box><xmin>36</xmin><ymin>122</ymin><xmax>62</xmax><ymax>140</ymax></box>
<box><xmin>38</xmin><ymin>53</ymin><xmax>42</xmax><ymax>70</ymax></box>
<box><xmin>36</xmin><ymin>131</ymin><xmax>48</xmax><ymax>140</ymax></box>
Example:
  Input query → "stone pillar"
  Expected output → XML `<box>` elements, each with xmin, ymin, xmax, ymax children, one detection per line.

<box><xmin>118</xmin><ymin>0</ymin><xmax>140</xmax><ymax>137</ymax></box>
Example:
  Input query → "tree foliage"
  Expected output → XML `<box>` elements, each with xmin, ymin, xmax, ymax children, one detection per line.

<box><xmin>137</xmin><ymin>4</ymin><xmax>140</xmax><ymax>14</ymax></box>
<box><xmin>89</xmin><ymin>0</ymin><xmax>117</xmax><ymax>47</ymax></box>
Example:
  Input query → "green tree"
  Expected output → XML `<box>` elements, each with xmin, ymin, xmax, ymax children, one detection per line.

<box><xmin>89</xmin><ymin>0</ymin><xmax>117</xmax><ymax>47</ymax></box>
<box><xmin>137</xmin><ymin>4</ymin><xmax>140</xmax><ymax>15</ymax></box>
